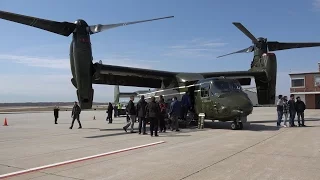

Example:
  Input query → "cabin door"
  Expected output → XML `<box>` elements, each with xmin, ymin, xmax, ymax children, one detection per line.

<box><xmin>200</xmin><ymin>82</ymin><xmax>211</xmax><ymax>117</ymax></box>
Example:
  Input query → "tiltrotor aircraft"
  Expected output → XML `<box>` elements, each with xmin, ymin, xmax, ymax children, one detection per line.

<box><xmin>1</xmin><ymin>10</ymin><xmax>320</xmax><ymax>129</ymax></box>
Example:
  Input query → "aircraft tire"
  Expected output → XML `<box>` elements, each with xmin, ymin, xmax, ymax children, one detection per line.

<box><xmin>231</xmin><ymin>122</ymin><xmax>238</xmax><ymax>130</ymax></box>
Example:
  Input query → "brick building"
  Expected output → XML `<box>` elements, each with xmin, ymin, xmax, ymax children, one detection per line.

<box><xmin>289</xmin><ymin>63</ymin><xmax>320</xmax><ymax>109</ymax></box>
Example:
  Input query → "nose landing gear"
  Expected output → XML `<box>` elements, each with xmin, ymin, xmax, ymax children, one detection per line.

<box><xmin>231</xmin><ymin>117</ymin><xmax>244</xmax><ymax>130</ymax></box>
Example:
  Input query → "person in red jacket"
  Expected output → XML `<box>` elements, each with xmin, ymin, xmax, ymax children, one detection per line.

<box><xmin>158</xmin><ymin>95</ymin><xmax>167</xmax><ymax>132</ymax></box>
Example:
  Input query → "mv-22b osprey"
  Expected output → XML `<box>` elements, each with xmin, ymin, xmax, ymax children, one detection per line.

<box><xmin>1</xmin><ymin>10</ymin><xmax>320</xmax><ymax>129</ymax></box>
<box><xmin>113</xmin><ymin>23</ymin><xmax>320</xmax><ymax>130</ymax></box>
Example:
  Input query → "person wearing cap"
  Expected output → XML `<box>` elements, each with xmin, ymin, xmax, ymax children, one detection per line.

<box><xmin>70</xmin><ymin>101</ymin><xmax>82</xmax><ymax>129</ymax></box>
<box><xmin>295</xmin><ymin>96</ymin><xmax>306</xmax><ymax>127</ymax></box>
<box><xmin>146</xmin><ymin>96</ymin><xmax>161</xmax><ymax>136</ymax></box>
<box><xmin>136</xmin><ymin>95</ymin><xmax>148</xmax><ymax>135</ymax></box>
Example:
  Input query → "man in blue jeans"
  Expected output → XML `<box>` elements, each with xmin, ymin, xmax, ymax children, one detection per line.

<box><xmin>276</xmin><ymin>95</ymin><xmax>284</xmax><ymax>127</ymax></box>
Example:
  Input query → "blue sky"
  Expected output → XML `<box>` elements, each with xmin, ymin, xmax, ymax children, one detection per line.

<box><xmin>1</xmin><ymin>0</ymin><xmax>320</xmax><ymax>102</ymax></box>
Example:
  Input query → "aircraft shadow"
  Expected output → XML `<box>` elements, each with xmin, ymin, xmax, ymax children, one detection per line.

<box><xmin>203</xmin><ymin>122</ymin><xmax>280</xmax><ymax>131</ymax></box>
<box><xmin>253</xmin><ymin>118</ymin><xmax>320</xmax><ymax>124</ymax></box>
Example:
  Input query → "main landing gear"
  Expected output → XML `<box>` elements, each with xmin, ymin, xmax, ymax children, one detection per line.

<box><xmin>230</xmin><ymin>117</ymin><xmax>244</xmax><ymax>130</ymax></box>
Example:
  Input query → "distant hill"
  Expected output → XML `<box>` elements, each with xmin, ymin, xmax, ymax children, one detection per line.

<box><xmin>0</xmin><ymin>102</ymin><xmax>107</xmax><ymax>107</ymax></box>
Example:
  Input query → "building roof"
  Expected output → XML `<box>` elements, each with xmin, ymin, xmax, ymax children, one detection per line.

<box><xmin>289</xmin><ymin>72</ymin><xmax>320</xmax><ymax>76</ymax></box>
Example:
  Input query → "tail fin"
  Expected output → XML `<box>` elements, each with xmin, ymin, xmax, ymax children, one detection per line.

<box><xmin>114</xmin><ymin>85</ymin><xmax>120</xmax><ymax>104</ymax></box>
<box><xmin>113</xmin><ymin>85</ymin><xmax>138</xmax><ymax>104</ymax></box>
<box><xmin>249</xmin><ymin>53</ymin><xmax>277</xmax><ymax>105</ymax></box>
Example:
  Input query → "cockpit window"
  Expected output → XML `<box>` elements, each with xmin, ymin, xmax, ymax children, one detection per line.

<box><xmin>211</xmin><ymin>80</ymin><xmax>242</xmax><ymax>93</ymax></box>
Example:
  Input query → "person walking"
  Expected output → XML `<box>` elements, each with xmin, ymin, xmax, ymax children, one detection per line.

<box><xmin>107</xmin><ymin>102</ymin><xmax>114</xmax><ymax>123</ymax></box>
<box><xmin>123</xmin><ymin>96</ymin><xmax>136</xmax><ymax>133</ymax></box>
<box><xmin>136</xmin><ymin>95</ymin><xmax>148</xmax><ymax>135</ymax></box>
<box><xmin>169</xmin><ymin>96</ymin><xmax>181</xmax><ymax>131</ymax></box>
<box><xmin>70</xmin><ymin>101</ymin><xmax>82</xmax><ymax>129</ymax></box>
<box><xmin>146</xmin><ymin>96</ymin><xmax>160</xmax><ymax>136</ymax></box>
<box><xmin>53</xmin><ymin>106</ymin><xmax>60</xmax><ymax>124</ymax></box>
<box><xmin>114</xmin><ymin>104</ymin><xmax>118</xmax><ymax>118</ymax></box>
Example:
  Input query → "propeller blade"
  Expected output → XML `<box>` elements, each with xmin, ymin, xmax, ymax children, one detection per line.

<box><xmin>267</xmin><ymin>41</ymin><xmax>320</xmax><ymax>51</ymax></box>
<box><xmin>0</xmin><ymin>10</ymin><xmax>76</xmax><ymax>36</ymax></box>
<box><xmin>232</xmin><ymin>22</ymin><xmax>258</xmax><ymax>44</ymax></box>
<box><xmin>88</xmin><ymin>16</ymin><xmax>174</xmax><ymax>34</ymax></box>
<box><xmin>217</xmin><ymin>46</ymin><xmax>254</xmax><ymax>58</ymax></box>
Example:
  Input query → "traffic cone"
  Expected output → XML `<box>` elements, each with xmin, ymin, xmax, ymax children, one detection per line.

<box><xmin>93</xmin><ymin>116</ymin><xmax>96</xmax><ymax>120</ymax></box>
<box><xmin>3</xmin><ymin>118</ymin><xmax>8</xmax><ymax>126</ymax></box>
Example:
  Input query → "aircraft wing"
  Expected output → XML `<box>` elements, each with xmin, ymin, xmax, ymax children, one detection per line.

<box><xmin>200</xmin><ymin>71</ymin><xmax>265</xmax><ymax>85</ymax></box>
<box><xmin>92</xmin><ymin>63</ymin><xmax>177</xmax><ymax>88</ymax></box>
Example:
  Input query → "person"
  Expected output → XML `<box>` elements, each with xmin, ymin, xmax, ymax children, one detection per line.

<box><xmin>181</xmin><ymin>91</ymin><xmax>191</xmax><ymax>120</ymax></box>
<box><xmin>146</xmin><ymin>96</ymin><xmax>160</xmax><ymax>136</ymax></box>
<box><xmin>158</xmin><ymin>95</ymin><xmax>167</xmax><ymax>132</ymax></box>
<box><xmin>136</xmin><ymin>95</ymin><xmax>147</xmax><ymax>135</ymax></box>
<box><xmin>276</xmin><ymin>95</ymin><xmax>284</xmax><ymax>127</ymax></box>
<box><xmin>123</xmin><ymin>96</ymin><xmax>136</xmax><ymax>133</ymax></box>
<box><xmin>288</xmin><ymin>94</ymin><xmax>296</xmax><ymax>127</ymax></box>
<box><xmin>282</xmin><ymin>96</ymin><xmax>289</xmax><ymax>127</ymax></box>
<box><xmin>295</xmin><ymin>96</ymin><xmax>306</xmax><ymax>127</ymax></box>
<box><xmin>107</xmin><ymin>102</ymin><xmax>114</xmax><ymax>123</ymax></box>
<box><xmin>114</xmin><ymin>104</ymin><xmax>118</xmax><ymax>118</ymax></box>
<box><xmin>70</xmin><ymin>101</ymin><xmax>82</xmax><ymax>129</ymax></box>
<box><xmin>169</xmin><ymin>96</ymin><xmax>181</xmax><ymax>131</ymax></box>
<box><xmin>53</xmin><ymin>106</ymin><xmax>60</xmax><ymax>124</ymax></box>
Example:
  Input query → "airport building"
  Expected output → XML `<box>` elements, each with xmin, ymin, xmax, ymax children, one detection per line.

<box><xmin>289</xmin><ymin>63</ymin><xmax>320</xmax><ymax>109</ymax></box>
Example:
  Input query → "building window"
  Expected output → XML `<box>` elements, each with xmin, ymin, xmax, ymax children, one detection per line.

<box><xmin>291</xmin><ymin>78</ymin><xmax>304</xmax><ymax>87</ymax></box>
<box><xmin>315</xmin><ymin>75</ymin><xmax>320</xmax><ymax>86</ymax></box>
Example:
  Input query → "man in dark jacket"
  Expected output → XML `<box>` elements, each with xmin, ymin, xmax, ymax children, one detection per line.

<box><xmin>158</xmin><ymin>95</ymin><xmax>167</xmax><ymax>132</ymax></box>
<box><xmin>107</xmin><ymin>102</ymin><xmax>114</xmax><ymax>123</ymax></box>
<box><xmin>169</xmin><ymin>96</ymin><xmax>181</xmax><ymax>131</ymax></box>
<box><xmin>53</xmin><ymin>106</ymin><xmax>59</xmax><ymax>124</ymax></box>
<box><xmin>123</xmin><ymin>96</ymin><xmax>136</xmax><ymax>133</ymax></box>
<box><xmin>288</xmin><ymin>94</ymin><xmax>296</xmax><ymax>127</ymax></box>
<box><xmin>136</xmin><ymin>95</ymin><xmax>148</xmax><ymax>134</ymax></box>
<box><xmin>181</xmin><ymin>91</ymin><xmax>191</xmax><ymax>120</ymax></box>
<box><xmin>295</xmin><ymin>96</ymin><xmax>306</xmax><ymax>127</ymax></box>
<box><xmin>70</xmin><ymin>101</ymin><xmax>82</xmax><ymax>129</ymax></box>
<box><xmin>146</xmin><ymin>96</ymin><xmax>161</xmax><ymax>136</ymax></box>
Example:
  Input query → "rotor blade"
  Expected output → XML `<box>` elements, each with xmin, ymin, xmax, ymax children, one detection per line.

<box><xmin>89</xmin><ymin>16</ymin><xmax>174</xmax><ymax>34</ymax></box>
<box><xmin>232</xmin><ymin>22</ymin><xmax>258</xmax><ymax>44</ymax></box>
<box><xmin>217</xmin><ymin>46</ymin><xmax>254</xmax><ymax>58</ymax></box>
<box><xmin>0</xmin><ymin>10</ymin><xmax>76</xmax><ymax>36</ymax></box>
<box><xmin>267</xmin><ymin>41</ymin><xmax>320</xmax><ymax>51</ymax></box>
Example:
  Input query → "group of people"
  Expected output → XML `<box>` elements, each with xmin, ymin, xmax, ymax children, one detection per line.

<box><xmin>276</xmin><ymin>94</ymin><xmax>306</xmax><ymax>127</ymax></box>
<box><xmin>123</xmin><ymin>95</ymin><xmax>184</xmax><ymax>136</ymax></box>
<box><xmin>52</xmin><ymin>92</ymin><xmax>192</xmax><ymax>134</ymax></box>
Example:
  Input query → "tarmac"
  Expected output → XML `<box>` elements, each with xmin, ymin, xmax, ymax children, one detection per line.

<box><xmin>0</xmin><ymin>107</ymin><xmax>319</xmax><ymax>180</ymax></box>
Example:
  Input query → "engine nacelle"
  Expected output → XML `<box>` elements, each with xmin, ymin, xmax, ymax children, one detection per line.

<box><xmin>250</xmin><ymin>53</ymin><xmax>277</xmax><ymax>105</ymax></box>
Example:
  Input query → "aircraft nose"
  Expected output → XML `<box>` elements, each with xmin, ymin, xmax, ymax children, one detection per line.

<box><xmin>227</xmin><ymin>94</ymin><xmax>253</xmax><ymax>115</ymax></box>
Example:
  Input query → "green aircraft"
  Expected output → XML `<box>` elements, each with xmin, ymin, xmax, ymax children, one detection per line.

<box><xmin>1</xmin><ymin>9</ymin><xmax>320</xmax><ymax>127</ymax></box>
<box><xmin>110</xmin><ymin>22</ymin><xmax>320</xmax><ymax>130</ymax></box>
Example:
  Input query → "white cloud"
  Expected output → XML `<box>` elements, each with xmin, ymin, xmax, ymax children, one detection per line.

<box><xmin>0</xmin><ymin>55</ymin><xmax>70</xmax><ymax>69</ymax></box>
<box><xmin>0</xmin><ymin>53</ymin><xmax>158</xmax><ymax>102</ymax></box>
<box><xmin>0</xmin><ymin>54</ymin><xmax>157</xmax><ymax>70</ymax></box>
<box><xmin>313</xmin><ymin>0</ymin><xmax>320</xmax><ymax>9</ymax></box>
<box><xmin>0</xmin><ymin>74</ymin><xmax>141</xmax><ymax>103</ymax></box>
<box><xmin>164</xmin><ymin>38</ymin><xmax>227</xmax><ymax>58</ymax></box>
